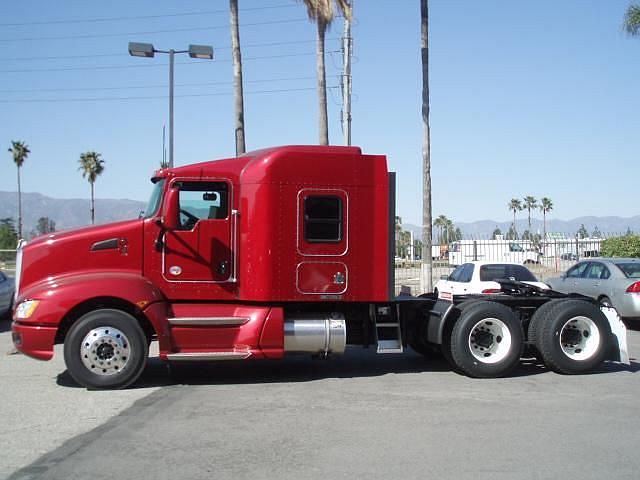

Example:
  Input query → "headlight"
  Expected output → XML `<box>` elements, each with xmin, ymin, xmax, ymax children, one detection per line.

<box><xmin>15</xmin><ymin>300</ymin><xmax>40</xmax><ymax>319</ymax></box>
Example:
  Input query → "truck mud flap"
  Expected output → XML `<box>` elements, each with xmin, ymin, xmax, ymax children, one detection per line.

<box><xmin>601</xmin><ymin>307</ymin><xmax>630</xmax><ymax>364</ymax></box>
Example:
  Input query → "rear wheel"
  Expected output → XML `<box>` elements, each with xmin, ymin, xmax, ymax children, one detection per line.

<box><xmin>527</xmin><ymin>299</ymin><xmax>566</xmax><ymax>357</ymax></box>
<box><xmin>536</xmin><ymin>300</ymin><xmax>610</xmax><ymax>374</ymax></box>
<box><xmin>63</xmin><ymin>309</ymin><xmax>149</xmax><ymax>389</ymax></box>
<box><xmin>448</xmin><ymin>302</ymin><xmax>523</xmax><ymax>378</ymax></box>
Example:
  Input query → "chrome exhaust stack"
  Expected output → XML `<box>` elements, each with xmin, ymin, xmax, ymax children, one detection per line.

<box><xmin>284</xmin><ymin>313</ymin><xmax>346</xmax><ymax>356</ymax></box>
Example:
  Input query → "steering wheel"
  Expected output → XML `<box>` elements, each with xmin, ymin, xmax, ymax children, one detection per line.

<box><xmin>179</xmin><ymin>209</ymin><xmax>199</xmax><ymax>229</ymax></box>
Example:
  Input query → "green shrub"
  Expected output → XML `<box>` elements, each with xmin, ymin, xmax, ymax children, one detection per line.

<box><xmin>600</xmin><ymin>235</ymin><xmax>640</xmax><ymax>258</ymax></box>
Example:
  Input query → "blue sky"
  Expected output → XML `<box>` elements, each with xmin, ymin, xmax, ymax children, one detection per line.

<box><xmin>0</xmin><ymin>0</ymin><xmax>638</xmax><ymax>227</ymax></box>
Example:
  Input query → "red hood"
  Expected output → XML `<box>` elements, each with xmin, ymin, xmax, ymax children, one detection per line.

<box><xmin>19</xmin><ymin>219</ymin><xmax>145</xmax><ymax>297</ymax></box>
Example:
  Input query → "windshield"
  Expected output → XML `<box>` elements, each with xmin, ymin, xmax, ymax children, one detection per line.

<box><xmin>616</xmin><ymin>263</ymin><xmax>640</xmax><ymax>279</ymax></box>
<box><xmin>142</xmin><ymin>179</ymin><xmax>165</xmax><ymax>219</ymax></box>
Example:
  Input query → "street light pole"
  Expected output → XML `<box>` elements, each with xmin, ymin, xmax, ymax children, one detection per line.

<box><xmin>169</xmin><ymin>49</ymin><xmax>175</xmax><ymax>168</ymax></box>
<box><xmin>128</xmin><ymin>42</ymin><xmax>214</xmax><ymax>169</ymax></box>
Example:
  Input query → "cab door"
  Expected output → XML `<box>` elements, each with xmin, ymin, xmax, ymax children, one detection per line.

<box><xmin>163</xmin><ymin>180</ymin><xmax>232</xmax><ymax>283</ymax></box>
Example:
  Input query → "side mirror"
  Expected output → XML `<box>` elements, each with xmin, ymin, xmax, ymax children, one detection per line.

<box><xmin>440</xmin><ymin>275</ymin><xmax>449</xmax><ymax>280</ymax></box>
<box><xmin>161</xmin><ymin>185</ymin><xmax>179</xmax><ymax>230</ymax></box>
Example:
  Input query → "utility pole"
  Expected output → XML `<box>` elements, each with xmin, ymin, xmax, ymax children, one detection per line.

<box><xmin>341</xmin><ymin>0</ymin><xmax>353</xmax><ymax>146</ymax></box>
<box><xmin>168</xmin><ymin>49</ymin><xmax>175</xmax><ymax>168</ymax></box>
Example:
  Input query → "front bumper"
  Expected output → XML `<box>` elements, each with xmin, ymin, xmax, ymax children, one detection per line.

<box><xmin>12</xmin><ymin>322</ymin><xmax>57</xmax><ymax>361</ymax></box>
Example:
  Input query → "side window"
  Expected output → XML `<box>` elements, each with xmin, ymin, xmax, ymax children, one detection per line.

<box><xmin>458</xmin><ymin>263</ymin><xmax>474</xmax><ymax>283</ymax></box>
<box><xmin>601</xmin><ymin>266</ymin><xmax>610</xmax><ymax>279</ymax></box>
<box><xmin>176</xmin><ymin>181</ymin><xmax>229</xmax><ymax>230</ymax></box>
<box><xmin>448</xmin><ymin>265</ymin><xmax>465</xmax><ymax>281</ymax></box>
<box><xmin>566</xmin><ymin>262</ymin><xmax>589</xmax><ymax>278</ymax></box>
<box><xmin>509</xmin><ymin>243</ymin><xmax>524</xmax><ymax>252</ymax></box>
<box><xmin>304</xmin><ymin>196</ymin><xmax>342</xmax><ymax>243</ymax></box>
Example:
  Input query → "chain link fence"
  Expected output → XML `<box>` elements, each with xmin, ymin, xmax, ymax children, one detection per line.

<box><xmin>394</xmin><ymin>236</ymin><xmax>609</xmax><ymax>296</ymax></box>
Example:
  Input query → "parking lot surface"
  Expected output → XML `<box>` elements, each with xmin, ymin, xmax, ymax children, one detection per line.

<box><xmin>1</xmin><ymin>321</ymin><xmax>639</xmax><ymax>480</ymax></box>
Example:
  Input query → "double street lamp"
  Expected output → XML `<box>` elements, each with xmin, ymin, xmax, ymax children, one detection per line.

<box><xmin>128</xmin><ymin>42</ymin><xmax>214</xmax><ymax>168</ymax></box>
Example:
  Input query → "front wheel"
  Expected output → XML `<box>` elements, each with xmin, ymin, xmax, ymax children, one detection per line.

<box><xmin>63</xmin><ymin>309</ymin><xmax>149</xmax><ymax>389</ymax></box>
<box><xmin>449</xmin><ymin>302</ymin><xmax>523</xmax><ymax>378</ymax></box>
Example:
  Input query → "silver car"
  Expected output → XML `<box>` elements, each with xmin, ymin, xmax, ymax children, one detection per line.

<box><xmin>546</xmin><ymin>258</ymin><xmax>640</xmax><ymax>320</ymax></box>
<box><xmin>0</xmin><ymin>270</ymin><xmax>15</xmax><ymax>318</ymax></box>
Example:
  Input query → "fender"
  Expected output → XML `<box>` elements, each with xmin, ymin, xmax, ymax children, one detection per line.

<box><xmin>16</xmin><ymin>270</ymin><xmax>165</xmax><ymax>327</ymax></box>
<box><xmin>426</xmin><ymin>298</ymin><xmax>455</xmax><ymax>344</ymax></box>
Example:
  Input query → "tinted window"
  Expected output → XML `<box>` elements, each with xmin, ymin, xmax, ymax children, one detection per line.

<box><xmin>458</xmin><ymin>263</ymin><xmax>474</xmax><ymax>283</ymax></box>
<box><xmin>566</xmin><ymin>263</ymin><xmax>589</xmax><ymax>278</ymax></box>
<box><xmin>176</xmin><ymin>181</ymin><xmax>229</xmax><ymax>230</ymax></box>
<box><xmin>480</xmin><ymin>264</ymin><xmax>537</xmax><ymax>282</ymax></box>
<box><xmin>615</xmin><ymin>263</ymin><xmax>640</xmax><ymax>278</ymax></box>
<box><xmin>448</xmin><ymin>265</ymin><xmax>465</xmax><ymax>281</ymax></box>
<box><xmin>586</xmin><ymin>263</ymin><xmax>609</xmax><ymax>280</ymax></box>
<box><xmin>509</xmin><ymin>243</ymin><xmax>524</xmax><ymax>252</ymax></box>
<box><xmin>304</xmin><ymin>196</ymin><xmax>342</xmax><ymax>242</ymax></box>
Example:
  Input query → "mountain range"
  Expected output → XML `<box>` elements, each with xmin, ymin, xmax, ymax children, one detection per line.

<box><xmin>1</xmin><ymin>190</ymin><xmax>638</xmax><ymax>239</ymax></box>
<box><xmin>0</xmin><ymin>191</ymin><xmax>146</xmax><ymax>235</ymax></box>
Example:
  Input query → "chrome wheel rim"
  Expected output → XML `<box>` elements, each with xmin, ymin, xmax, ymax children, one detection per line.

<box><xmin>559</xmin><ymin>316</ymin><xmax>600</xmax><ymax>361</ymax></box>
<box><xmin>80</xmin><ymin>327</ymin><xmax>130</xmax><ymax>376</ymax></box>
<box><xmin>468</xmin><ymin>317</ymin><xmax>512</xmax><ymax>364</ymax></box>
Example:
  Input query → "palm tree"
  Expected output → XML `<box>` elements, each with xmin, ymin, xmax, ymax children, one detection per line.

<box><xmin>508</xmin><ymin>198</ymin><xmax>523</xmax><ymax>238</ymax></box>
<box><xmin>8</xmin><ymin>141</ymin><xmax>30</xmax><ymax>239</ymax></box>
<box><xmin>230</xmin><ymin>0</ymin><xmax>246</xmax><ymax>156</ymax></box>
<box><xmin>523</xmin><ymin>196</ymin><xmax>537</xmax><ymax>233</ymax></box>
<box><xmin>78</xmin><ymin>151</ymin><xmax>105</xmax><ymax>224</ymax></box>
<box><xmin>420</xmin><ymin>0</ymin><xmax>433</xmax><ymax>292</ymax></box>
<box><xmin>623</xmin><ymin>4</ymin><xmax>640</xmax><ymax>35</ymax></box>
<box><xmin>539</xmin><ymin>197</ymin><xmax>553</xmax><ymax>245</ymax></box>
<box><xmin>300</xmin><ymin>0</ymin><xmax>352</xmax><ymax>145</ymax></box>
<box><xmin>433</xmin><ymin>215</ymin><xmax>447</xmax><ymax>244</ymax></box>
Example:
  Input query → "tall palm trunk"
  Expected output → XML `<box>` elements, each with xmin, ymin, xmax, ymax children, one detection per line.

<box><xmin>230</xmin><ymin>0</ymin><xmax>246</xmax><ymax>155</ymax></box>
<box><xmin>90</xmin><ymin>182</ymin><xmax>95</xmax><ymax>225</ymax></box>
<box><xmin>513</xmin><ymin>210</ymin><xmax>516</xmax><ymax>236</ymax></box>
<box><xmin>420</xmin><ymin>0</ymin><xmax>432</xmax><ymax>292</ymax></box>
<box><xmin>543</xmin><ymin>210</ymin><xmax>547</xmax><ymax>246</ymax></box>
<box><xmin>16</xmin><ymin>166</ymin><xmax>22</xmax><ymax>239</ymax></box>
<box><xmin>316</xmin><ymin>18</ymin><xmax>329</xmax><ymax>145</ymax></box>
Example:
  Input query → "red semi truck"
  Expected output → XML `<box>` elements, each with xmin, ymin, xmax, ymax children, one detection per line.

<box><xmin>11</xmin><ymin>146</ymin><xmax>628</xmax><ymax>389</ymax></box>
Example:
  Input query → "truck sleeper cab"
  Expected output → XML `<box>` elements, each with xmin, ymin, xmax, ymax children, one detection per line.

<box><xmin>11</xmin><ymin>146</ymin><xmax>628</xmax><ymax>389</ymax></box>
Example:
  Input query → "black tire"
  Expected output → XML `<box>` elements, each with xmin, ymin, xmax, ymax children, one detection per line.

<box><xmin>449</xmin><ymin>301</ymin><xmax>523</xmax><ymax>378</ymax></box>
<box><xmin>63</xmin><ymin>309</ymin><xmax>149</xmax><ymax>390</ymax></box>
<box><xmin>536</xmin><ymin>299</ymin><xmax>611</xmax><ymax>374</ymax></box>
<box><xmin>527</xmin><ymin>299</ymin><xmax>566</xmax><ymax>353</ymax></box>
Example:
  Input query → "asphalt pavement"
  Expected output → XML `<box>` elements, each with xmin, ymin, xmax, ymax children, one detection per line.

<box><xmin>1</xmin><ymin>321</ymin><xmax>639</xmax><ymax>480</ymax></box>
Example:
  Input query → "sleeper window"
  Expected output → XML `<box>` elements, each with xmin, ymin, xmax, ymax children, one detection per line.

<box><xmin>304</xmin><ymin>196</ymin><xmax>343</xmax><ymax>243</ymax></box>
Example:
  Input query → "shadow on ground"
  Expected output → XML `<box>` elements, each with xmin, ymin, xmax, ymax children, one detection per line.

<box><xmin>56</xmin><ymin>346</ymin><xmax>640</xmax><ymax>390</ymax></box>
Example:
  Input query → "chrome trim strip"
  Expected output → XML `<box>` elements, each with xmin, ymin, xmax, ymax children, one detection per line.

<box><xmin>167</xmin><ymin>316</ymin><xmax>249</xmax><ymax>326</ymax></box>
<box><xmin>166</xmin><ymin>351</ymin><xmax>251</xmax><ymax>361</ymax></box>
<box><xmin>230</xmin><ymin>209</ymin><xmax>239</xmax><ymax>283</ymax></box>
<box><xmin>14</xmin><ymin>239</ymin><xmax>26</xmax><ymax>303</ymax></box>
